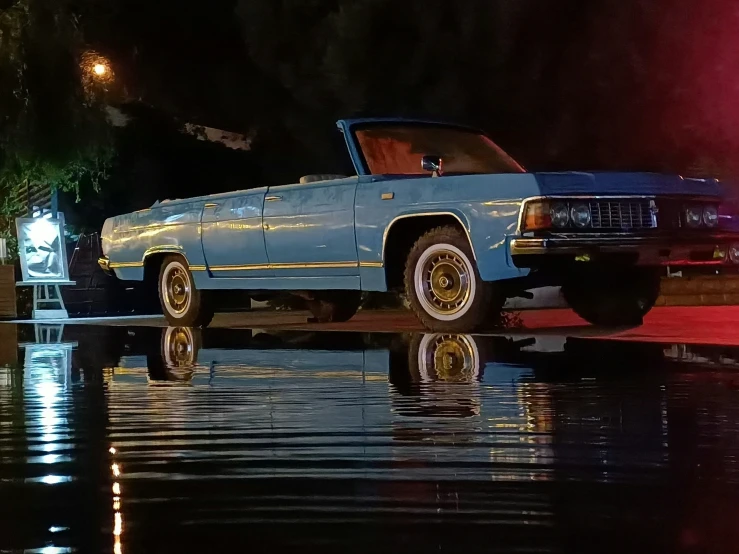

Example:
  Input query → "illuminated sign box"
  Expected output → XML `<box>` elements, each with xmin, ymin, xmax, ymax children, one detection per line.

<box><xmin>15</xmin><ymin>214</ymin><xmax>70</xmax><ymax>283</ymax></box>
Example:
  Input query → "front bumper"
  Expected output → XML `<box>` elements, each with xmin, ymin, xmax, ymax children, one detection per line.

<box><xmin>510</xmin><ymin>232</ymin><xmax>739</xmax><ymax>268</ymax></box>
<box><xmin>98</xmin><ymin>256</ymin><xmax>113</xmax><ymax>275</ymax></box>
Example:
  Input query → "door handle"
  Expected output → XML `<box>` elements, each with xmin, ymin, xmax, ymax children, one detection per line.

<box><xmin>204</xmin><ymin>203</ymin><xmax>219</xmax><ymax>209</ymax></box>
<box><xmin>265</xmin><ymin>195</ymin><xmax>282</xmax><ymax>202</ymax></box>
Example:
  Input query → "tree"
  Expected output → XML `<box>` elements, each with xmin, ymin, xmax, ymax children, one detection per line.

<box><xmin>0</xmin><ymin>0</ymin><xmax>114</xmax><ymax>253</ymax></box>
<box><xmin>236</xmin><ymin>0</ymin><xmax>739</xmax><ymax>178</ymax></box>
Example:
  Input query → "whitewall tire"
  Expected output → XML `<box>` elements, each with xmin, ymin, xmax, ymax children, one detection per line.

<box><xmin>404</xmin><ymin>226</ymin><xmax>501</xmax><ymax>332</ymax></box>
<box><xmin>158</xmin><ymin>255</ymin><xmax>214</xmax><ymax>327</ymax></box>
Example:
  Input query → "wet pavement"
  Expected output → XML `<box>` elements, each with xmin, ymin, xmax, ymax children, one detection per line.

<box><xmin>20</xmin><ymin>305</ymin><xmax>739</xmax><ymax>346</ymax></box>
<box><xmin>2</xmin><ymin>324</ymin><xmax>739</xmax><ymax>552</ymax></box>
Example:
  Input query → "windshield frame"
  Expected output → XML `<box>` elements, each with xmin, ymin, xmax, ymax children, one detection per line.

<box><xmin>339</xmin><ymin>119</ymin><xmax>526</xmax><ymax>176</ymax></box>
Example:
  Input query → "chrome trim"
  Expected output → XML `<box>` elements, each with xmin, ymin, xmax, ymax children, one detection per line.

<box><xmin>516</xmin><ymin>194</ymin><xmax>721</xmax><ymax>235</ymax></box>
<box><xmin>144</xmin><ymin>245</ymin><xmax>185</xmax><ymax>258</ymax></box>
<box><xmin>381</xmin><ymin>212</ymin><xmax>476</xmax><ymax>262</ymax></box>
<box><xmin>98</xmin><ymin>257</ymin><xmax>114</xmax><ymax>274</ymax></box>
<box><xmin>113</xmin><ymin>221</ymin><xmax>189</xmax><ymax>233</ymax></box>
<box><xmin>359</xmin><ymin>261</ymin><xmax>385</xmax><ymax>269</ymax></box>
<box><xmin>209</xmin><ymin>261</ymin><xmax>359</xmax><ymax>272</ymax></box>
<box><xmin>509</xmin><ymin>234</ymin><xmax>738</xmax><ymax>266</ymax></box>
<box><xmin>515</xmin><ymin>195</ymin><xmax>658</xmax><ymax>235</ymax></box>
<box><xmin>108</xmin><ymin>261</ymin><xmax>144</xmax><ymax>269</ymax></box>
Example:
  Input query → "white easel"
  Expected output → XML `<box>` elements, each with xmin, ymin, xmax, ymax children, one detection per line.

<box><xmin>17</xmin><ymin>280</ymin><xmax>76</xmax><ymax>320</ymax></box>
<box><xmin>15</xmin><ymin>212</ymin><xmax>75</xmax><ymax>320</ymax></box>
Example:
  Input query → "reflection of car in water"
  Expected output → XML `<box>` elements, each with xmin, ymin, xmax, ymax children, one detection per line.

<box><xmin>104</xmin><ymin>327</ymin><xmax>739</xmax><ymax>436</ymax></box>
<box><xmin>144</xmin><ymin>327</ymin><xmax>536</xmax><ymax>389</ymax></box>
<box><xmin>114</xmin><ymin>326</ymin><xmax>709</xmax><ymax>387</ymax></box>
<box><xmin>136</xmin><ymin>327</ymin><xmax>391</xmax><ymax>385</ymax></box>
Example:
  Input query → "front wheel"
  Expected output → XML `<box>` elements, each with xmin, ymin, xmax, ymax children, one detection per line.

<box><xmin>158</xmin><ymin>255</ymin><xmax>214</xmax><ymax>327</ymax></box>
<box><xmin>404</xmin><ymin>226</ymin><xmax>502</xmax><ymax>332</ymax></box>
<box><xmin>562</xmin><ymin>268</ymin><xmax>661</xmax><ymax>326</ymax></box>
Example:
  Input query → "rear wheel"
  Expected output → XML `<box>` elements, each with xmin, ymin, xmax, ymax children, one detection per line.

<box><xmin>562</xmin><ymin>268</ymin><xmax>661</xmax><ymax>326</ymax></box>
<box><xmin>158</xmin><ymin>255</ymin><xmax>214</xmax><ymax>327</ymax></box>
<box><xmin>404</xmin><ymin>226</ymin><xmax>501</xmax><ymax>332</ymax></box>
<box><xmin>162</xmin><ymin>326</ymin><xmax>202</xmax><ymax>369</ymax></box>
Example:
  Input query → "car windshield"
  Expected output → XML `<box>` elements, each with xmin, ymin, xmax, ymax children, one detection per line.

<box><xmin>354</xmin><ymin>125</ymin><xmax>525</xmax><ymax>175</ymax></box>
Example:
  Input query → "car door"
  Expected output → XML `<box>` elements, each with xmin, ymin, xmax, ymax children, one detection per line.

<box><xmin>201</xmin><ymin>188</ymin><xmax>272</xmax><ymax>277</ymax></box>
<box><xmin>262</xmin><ymin>178</ymin><xmax>359</xmax><ymax>276</ymax></box>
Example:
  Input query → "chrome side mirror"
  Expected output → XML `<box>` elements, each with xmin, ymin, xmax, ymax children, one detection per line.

<box><xmin>421</xmin><ymin>155</ymin><xmax>443</xmax><ymax>177</ymax></box>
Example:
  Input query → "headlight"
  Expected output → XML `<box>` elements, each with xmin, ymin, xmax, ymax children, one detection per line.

<box><xmin>730</xmin><ymin>243</ymin><xmax>739</xmax><ymax>265</ymax></box>
<box><xmin>570</xmin><ymin>203</ymin><xmax>591</xmax><ymax>228</ymax></box>
<box><xmin>550</xmin><ymin>203</ymin><xmax>570</xmax><ymax>228</ymax></box>
<box><xmin>703</xmin><ymin>205</ymin><xmax>719</xmax><ymax>228</ymax></box>
<box><xmin>685</xmin><ymin>206</ymin><xmax>703</xmax><ymax>228</ymax></box>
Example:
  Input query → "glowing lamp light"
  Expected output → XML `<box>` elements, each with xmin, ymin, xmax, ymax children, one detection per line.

<box><xmin>113</xmin><ymin>512</ymin><xmax>123</xmax><ymax>536</ymax></box>
<box><xmin>93</xmin><ymin>63</ymin><xmax>108</xmax><ymax>76</ymax></box>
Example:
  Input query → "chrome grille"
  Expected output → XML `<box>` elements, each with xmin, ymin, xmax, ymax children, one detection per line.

<box><xmin>589</xmin><ymin>200</ymin><xmax>655</xmax><ymax>230</ymax></box>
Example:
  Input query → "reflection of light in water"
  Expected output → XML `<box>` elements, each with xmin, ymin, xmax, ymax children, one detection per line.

<box><xmin>485</xmin><ymin>382</ymin><xmax>554</xmax><ymax>482</ymax></box>
<box><xmin>113</xmin><ymin>512</ymin><xmax>123</xmax><ymax>536</ymax></box>
<box><xmin>110</xmin><ymin>445</ymin><xmax>124</xmax><ymax>554</ymax></box>
<box><xmin>20</xmin><ymin>337</ymin><xmax>76</xmax><ymax>554</ymax></box>
<box><xmin>24</xmin><ymin>343</ymin><xmax>73</xmax><ymax>488</ymax></box>
<box><xmin>39</xmin><ymin>475</ymin><xmax>71</xmax><ymax>485</ymax></box>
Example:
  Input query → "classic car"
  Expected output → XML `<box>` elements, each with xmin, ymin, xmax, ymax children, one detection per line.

<box><xmin>99</xmin><ymin>118</ymin><xmax>739</xmax><ymax>331</ymax></box>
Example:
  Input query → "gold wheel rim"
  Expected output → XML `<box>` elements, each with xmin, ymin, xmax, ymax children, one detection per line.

<box><xmin>164</xmin><ymin>265</ymin><xmax>191</xmax><ymax>315</ymax></box>
<box><xmin>166</xmin><ymin>327</ymin><xmax>196</xmax><ymax>368</ymax></box>
<box><xmin>421</xmin><ymin>250</ymin><xmax>471</xmax><ymax>315</ymax></box>
<box><xmin>421</xmin><ymin>334</ymin><xmax>479</xmax><ymax>382</ymax></box>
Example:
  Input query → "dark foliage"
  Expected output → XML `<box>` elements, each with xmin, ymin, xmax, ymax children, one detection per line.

<box><xmin>85</xmin><ymin>0</ymin><xmax>739</xmax><ymax>184</ymax></box>
<box><xmin>9</xmin><ymin>0</ymin><xmax>739</xmax><ymax>232</ymax></box>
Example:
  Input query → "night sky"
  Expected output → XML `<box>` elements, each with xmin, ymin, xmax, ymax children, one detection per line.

<box><xmin>81</xmin><ymin>1</ymin><xmax>739</xmax><ymax>173</ymax></box>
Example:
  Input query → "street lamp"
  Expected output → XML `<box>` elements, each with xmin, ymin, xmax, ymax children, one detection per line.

<box><xmin>81</xmin><ymin>51</ymin><xmax>114</xmax><ymax>90</ymax></box>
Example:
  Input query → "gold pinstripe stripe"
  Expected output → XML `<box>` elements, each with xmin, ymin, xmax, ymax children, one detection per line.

<box><xmin>209</xmin><ymin>261</ymin><xmax>360</xmax><ymax>271</ymax></box>
<box><xmin>109</xmin><ymin>261</ymin><xmax>144</xmax><ymax>269</ymax></box>
<box><xmin>110</xmin><ymin>260</ymin><xmax>382</xmax><ymax>271</ymax></box>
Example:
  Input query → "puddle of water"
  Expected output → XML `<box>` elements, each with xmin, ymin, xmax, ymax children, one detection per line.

<box><xmin>2</xmin><ymin>323</ymin><xmax>739</xmax><ymax>552</ymax></box>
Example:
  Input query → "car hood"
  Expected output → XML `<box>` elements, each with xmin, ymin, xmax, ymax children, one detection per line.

<box><xmin>533</xmin><ymin>171</ymin><xmax>721</xmax><ymax>198</ymax></box>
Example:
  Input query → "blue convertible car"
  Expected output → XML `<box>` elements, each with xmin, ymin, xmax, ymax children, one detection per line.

<box><xmin>99</xmin><ymin>118</ymin><xmax>739</xmax><ymax>330</ymax></box>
